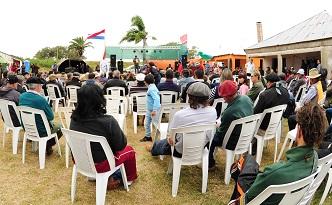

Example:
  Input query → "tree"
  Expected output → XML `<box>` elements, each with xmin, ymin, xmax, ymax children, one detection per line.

<box><xmin>68</xmin><ymin>36</ymin><xmax>93</xmax><ymax>58</ymax></box>
<box><xmin>161</xmin><ymin>42</ymin><xmax>181</xmax><ymax>46</ymax></box>
<box><xmin>120</xmin><ymin>15</ymin><xmax>156</xmax><ymax>62</ymax></box>
<box><xmin>188</xmin><ymin>46</ymin><xmax>199</xmax><ymax>59</ymax></box>
<box><xmin>34</xmin><ymin>46</ymin><xmax>68</xmax><ymax>59</ymax></box>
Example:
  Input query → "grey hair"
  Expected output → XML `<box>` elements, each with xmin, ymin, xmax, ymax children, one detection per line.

<box><xmin>28</xmin><ymin>83</ymin><xmax>40</xmax><ymax>90</ymax></box>
<box><xmin>113</xmin><ymin>70</ymin><xmax>120</xmax><ymax>78</ymax></box>
<box><xmin>220</xmin><ymin>68</ymin><xmax>233</xmax><ymax>82</ymax></box>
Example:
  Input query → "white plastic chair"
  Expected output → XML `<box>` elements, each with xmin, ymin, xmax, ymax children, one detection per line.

<box><xmin>61</xmin><ymin>128</ymin><xmax>129</xmax><ymax>205</ymax></box>
<box><xmin>254</xmin><ymin>104</ymin><xmax>287</xmax><ymax>165</ymax></box>
<box><xmin>212</xmin><ymin>98</ymin><xmax>228</xmax><ymax>118</ymax></box>
<box><xmin>130</xmin><ymin>92</ymin><xmax>147</xmax><ymax>134</ymax></box>
<box><xmin>231</xmin><ymin>169</ymin><xmax>318</xmax><ymax>205</ymax></box>
<box><xmin>58</xmin><ymin>107</ymin><xmax>74</xmax><ymax>168</ymax></box>
<box><xmin>0</xmin><ymin>99</ymin><xmax>22</xmax><ymax>154</ymax></box>
<box><xmin>277</xmin><ymin>128</ymin><xmax>297</xmax><ymax>162</ymax></box>
<box><xmin>319</xmin><ymin>157</ymin><xmax>332</xmax><ymax>205</ymax></box>
<box><xmin>66</xmin><ymin>85</ymin><xmax>80</xmax><ymax>107</ymax></box>
<box><xmin>295</xmin><ymin>84</ymin><xmax>307</xmax><ymax>102</ymax></box>
<box><xmin>253</xmin><ymin>88</ymin><xmax>265</xmax><ymax>107</ymax></box>
<box><xmin>18</xmin><ymin>106</ymin><xmax>61</xmax><ymax>169</ymax></box>
<box><xmin>298</xmin><ymin>153</ymin><xmax>332</xmax><ymax>205</ymax></box>
<box><xmin>46</xmin><ymin>84</ymin><xmax>65</xmax><ymax>112</ymax></box>
<box><xmin>221</xmin><ymin>114</ymin><xmax>262</xmax><ymax>184</ymax></box>
<box><xmin>106</xmin><ymin>86</ymin><xmax>126</xmax><ymax>97</ymax></box>
<box><xmin>167</xmin><ymin>124</ymin><xmax>216</xmax><ymax>197</ymax></box>
<box><xmin>159</xmin><ymin>91</ymin><xmax>178</xmax><ymax>105</ymax></box>
<box><xmin>104</xmin><ymin>95</ymin><xmax>126</xmax><ymax>115</ymax></box>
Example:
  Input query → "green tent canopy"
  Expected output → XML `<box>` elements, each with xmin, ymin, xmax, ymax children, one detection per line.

<box><xmin>197</xmin><ymin>51</ymin><xmax>212</xmax><ymax>60</ymax></box>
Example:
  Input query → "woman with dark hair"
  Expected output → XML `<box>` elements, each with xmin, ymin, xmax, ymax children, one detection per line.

<box><xmin>70</xmin><ymin>84</ymin><xmax>137</xmax><ymax>189</ymax></box>
<box><xmin>232</xmin><ymin>103</ymin><xmax>327</xmax><ymax>204</ymax></box>
<box><xmin>237</xmin><ymin>72</ymin><xmax>249</xmax><ymax>95</ymax></box>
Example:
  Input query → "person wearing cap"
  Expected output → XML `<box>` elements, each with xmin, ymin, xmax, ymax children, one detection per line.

<box><xmin>148</xmin><ymin>82</ymin><xmax>216</xmax><ymax>156</ymax></box>
<box><xmin>0</xmin><ymin>74</ymin><xmax>21</xmax><ymax>127</ymax></box>
<box><xmin>103</xmin><ymin>70</ymin><xmax>128</xmax><ymax>95</ymax></box>
<box><xmin>254</xmin><ymin>73</ymin><xmax>289</xmax><ymax>131</ymax></box>
<box><xmin>247</xmin><ymin>70</ymin><xmax>264</xmax><ymax>102</ymax></box>
<box><xmin>289</xmin><ymin>68</ymin><xmax>306</xmax><ymax>98</ymax></box>
<box><xmin>209</xmin><ymin>80</ymin><xmax>253</xmax><ymax>168</ymax></box>
<box><xmin>140</xmin><ymin>74</ymin><xmax>161</xmax><ymax>142</ymax></box>
<box><xmin>19</xmin><ymin>77</ymin><xmax>62</xmax><ymax>155</ymax></box>
<box><xmin>129</xmin><ymin>73</ymin><xmax>148</xmax><ymax>94</ymax></box>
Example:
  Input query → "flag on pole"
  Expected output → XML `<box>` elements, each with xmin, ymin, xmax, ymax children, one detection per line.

<box><xmin>87</xmin><ymin>29</ymin><xmax>105</xmax><ymax>40</ymax></box>
<box><xmin>180</xmin><ymin>34</ymin><xmax>187</xmax><ymax>44</ymax></box>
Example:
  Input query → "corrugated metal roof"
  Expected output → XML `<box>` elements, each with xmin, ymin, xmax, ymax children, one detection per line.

<box><xmin>247</xmin><ymin>11</ymin><xmax>332</xmax><ymax>50</ymax></box>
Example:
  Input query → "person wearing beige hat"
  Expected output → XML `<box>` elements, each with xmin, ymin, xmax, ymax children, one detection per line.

<box><xmin>288</xmin><ymin>68</ymin><xmax>324</xmax><ymax>131</ymax></box>
<box><xmin>148</xmin><ymin>82</ymin><xmax>217</xmax><ymax>156</ymax></box>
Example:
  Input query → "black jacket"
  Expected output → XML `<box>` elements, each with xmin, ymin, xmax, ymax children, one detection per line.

<box><xmin>254</xmin><ymin>83</ymin><xmax>289</xmax><ymax>130</ymax></box>
<box><xmin>103</xmin><ymin>78</ymin><xmax>128</xmax><ymax>95</ymax></box>
<box><xmin>70</xmin><ymin>114</ymin><xmax>127</xmax><ymax>163</ymax></box>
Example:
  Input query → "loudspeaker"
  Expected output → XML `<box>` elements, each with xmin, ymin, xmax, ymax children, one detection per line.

<box><xmin>181</xmin><ymin>55</ymin><xmax>188</xmax><ymax>68</ymax></box>
<box><xmin>110</xmin><ymin>55</ymin><xmax>116</xmax><ymax>68</ymax></box>
<box><xmin>117</xmin><ymin>60</ymin><xmax>124</xmax><ymax>74</ymax></box>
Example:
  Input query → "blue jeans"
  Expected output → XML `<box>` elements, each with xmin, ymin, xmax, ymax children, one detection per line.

<box><xmin>145</xmin><ymin>110</ymin><xmax>159</xmax><ymax>138</ymax></box>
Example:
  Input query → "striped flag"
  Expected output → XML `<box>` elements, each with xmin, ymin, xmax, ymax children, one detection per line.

<box><xmin>87</xmin><ymin>29</ymin><xmax>105</xmax><ymax>40</ymax></box>
<box><xmin>180</xmin><ymin>34</ymin><xmax>187</xmax><ymax>44</ymax></box>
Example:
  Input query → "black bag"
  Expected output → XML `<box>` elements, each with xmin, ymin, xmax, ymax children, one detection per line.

<box><xmin>230</xmin><ymin>154</ymin><xmax>259</xmax><ymax>200</ymax></box>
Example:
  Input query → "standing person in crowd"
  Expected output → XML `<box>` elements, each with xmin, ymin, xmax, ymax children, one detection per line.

<box><xmin>103</xmin><ymin>70</ymin><xmax>128</xmax><ymax>96</ymax></box>
<box><xmin>0</xmin><ymin>74</ymin><xmax>21</xmax><ymax>127</ymax></box>
<box><xmin>316</xmin><ymin>59</ymin><xmax>322</xmax><ymax>72</ymax></box>
<box><xmin>237</xmin><ymin>73</ymin><xmax>249</xmax><ymax>95</ymax></box>
<box><xmin>133</xmin><ymin>55</ymin><xmax>140</xmax><ymax>74</ymax></box>
<box><xmin>70</xmin><ymin>84</ymin><xmax>137</xmax><ymax>189</ymax></box>
<box><xmin>140</xmin><ymin>74</ymin><xmax>160</xmax><ymax>142</ymax></box>
<box><xmin>245</xmin><ymin>58</ymin><xmax>255</xmax><ymax>76</ymax></box>
<box><xmin>147</xmin><ymin>62</ymin><xmax>161</xmax><ymax>85</ymax></box>
<box><xmin>232</xmin><ymin>103</ymin><xmax>327</xmax><ymax>205</ymax></box>
<box><xmin>247</xmin><ymin>70</ymin><xmax>264</xmax><ymax>102</ymax></box>
<box><xmin>19</xmin><ymin>77</ymin><xmax>62</xmax><ymax>155</ymax></box>
<box><xmin>209</xmin><ymin>80</ymin><xmax>253</xmax><ymax>168</ymax></box>
<box><xmin>148</xmin><ymin>82</ymin><xmax>216</xmax><ymax>156</ymax></box>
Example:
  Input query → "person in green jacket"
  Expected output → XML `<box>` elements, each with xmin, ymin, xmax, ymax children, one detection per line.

<box><xmin>236</xmin><ymin>103</ymin><xmax>327</xmax><ymax>205</ymax></box>
<box><xmin>19</xmin><ymin>77</ymin><xmax>62</xmax><ymax>155</ymax></box>
<box><xmin>209</xmin><ymin>80</ymin><xmax>253</xmax><ymax>168</ymax></box>
<box><xmin>247</xmin><ymin>70</ymin><xmax>264</xmax><ymax>102</ymax></box>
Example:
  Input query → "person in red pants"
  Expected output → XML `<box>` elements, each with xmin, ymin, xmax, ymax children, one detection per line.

<box><xmin>70</xmin><ymin>84</ymin><xmax>138</xmax><ymax>189</ymax></box>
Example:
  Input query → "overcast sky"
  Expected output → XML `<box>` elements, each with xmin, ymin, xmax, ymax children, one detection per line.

<box><xmin>1</xmin><ymin>0</ymin><xmax>331</xmax><ymax>60</ymax></box>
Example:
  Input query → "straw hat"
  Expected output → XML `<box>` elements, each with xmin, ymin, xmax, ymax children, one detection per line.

<box><xmin>307</xmin><ymin>68</ymin><xmax>321</xmax><ymax>79</ymax></box>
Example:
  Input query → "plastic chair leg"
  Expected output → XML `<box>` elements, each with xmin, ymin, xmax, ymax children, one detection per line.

<box><xmin>12</xmin><ymin>128</ymin><xmax>20</xmax><ymax>154</ymax></box>
<box><xmin>172</xmin><ymin>159</ymin><xmax>182</xmax><ymax>197</ymax></box>
<box><xmin>66</xmin><ymin>143</ymin><xmax>70</xmax><ymax>168</ymax></box>
<box><xmin>133</xmin><ymin>112</ymin><xmax>138</xmax><ymax>134</ymax></box>
<box><xmin>274</xmin><ymin>137</ymin><xmax>278</xmax><ymax>163</ymax></box>
<box><xmin>2</xmin><ymin>126</ymin><xmax>6</xmax><ymax>148</ymax></box>
<box><xmin>22</xmin><ymin>135</ymin><xmax>27</xmax><ymax>164</ymax></box>
<box><xmin>119</xmin><ymin>164</ymin><xmax>129</xmax><ymax>191</ymax></box>
<box><xmin>55</xmin><ymin>135</ymin><xmax>61</xmax><ymax>156</ymax></box>
<box><xmin>96</xmin><ymin>174</ymin><xmax>109</xmax><ymax>205</ymax></box>
<box><xmin>225</xmin><ymin>150</ymin><xmax>235</xmax><ymax>185</ymax></box>
<box><xmin>277</xmin><ymin>135</ymin><xmax>289</xmax><ymax>162</ymax></box>
<box><xmin>319</xmin><ymin>169</ymin><xmax>332</xmax><ymax>205</ymax></box>
<box><xmin>167</xmin><ymin>158</ymin><xmax>173</xmax><ymax>175</ymax></box>
<box><xmin>54</xmin><ymin>100</ymin><xmax>59</xmax><ymax>113</ymax></box>
<box><xmin>202</xmin><ymin>150</ymin><xmax>209</xmax><ymax>193</ymax></box>
<box><xmin>71</xmin><ymin>165</ymin><xmax>78</xmax><ymax>203</ymax></box>
<box><xmin>256</xmin><ymin>137</ymin><xmax>264</xmax><ymax>165</ymax></box>
<box><xmin>39</xmin><ymin>140</ymin><xmax>47</xmax><ymax>169</ymax></box>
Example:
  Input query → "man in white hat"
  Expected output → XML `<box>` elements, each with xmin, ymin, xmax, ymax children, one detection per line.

<box><xmin>289</xmin><ymin>68</ymin><xmax>306</xmax><ymax>98</ymax></box>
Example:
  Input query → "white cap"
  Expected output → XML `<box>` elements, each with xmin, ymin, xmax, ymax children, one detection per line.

<box><xmin>297</xmin><ymin>69</ymin><xmax>305</xmax><ymax>75</ymax></box>
<box><xmin>136</xmin><ymin>73</ymin><xmax>145</xmax><ymax>81</ymax></box>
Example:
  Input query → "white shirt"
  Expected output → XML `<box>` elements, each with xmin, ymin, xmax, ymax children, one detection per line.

<box><xmin>169</xmin><ymin>106</ymin><xmax>217</xmax><ymax>154</ymax></box>
<box><xmin>245</xmin><ymin>62</ymin><xmax>255</xmax><ymax>74</ymax></box>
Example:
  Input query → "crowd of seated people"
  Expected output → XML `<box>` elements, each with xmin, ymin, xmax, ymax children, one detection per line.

<box><xmin>1</xmin><ymin>62</ymin><xmax>332</xmax><ymax>204</ymax></box>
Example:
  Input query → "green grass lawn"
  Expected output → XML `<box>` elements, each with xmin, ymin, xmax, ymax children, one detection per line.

<box><xmin>0</xmin><ymin>116</ymin><xmax>331</xmax><ymax>204</ymax></box>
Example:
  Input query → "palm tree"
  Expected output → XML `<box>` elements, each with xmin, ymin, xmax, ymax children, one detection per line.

<box><xmin>68</xmin><ymin>36</ymin><xmax>93</xmax><ymax>58</ymax></box>
<box><xmin>120</xmin><ymin>15</ymin><xmax>156</xmax><ymax>62</ymax></box>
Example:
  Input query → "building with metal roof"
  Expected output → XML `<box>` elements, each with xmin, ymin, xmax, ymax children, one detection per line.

<box><xmin>245</xmin><ymin>11</ymin><xmax>332</xmax><ymax>75</ymax></box>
